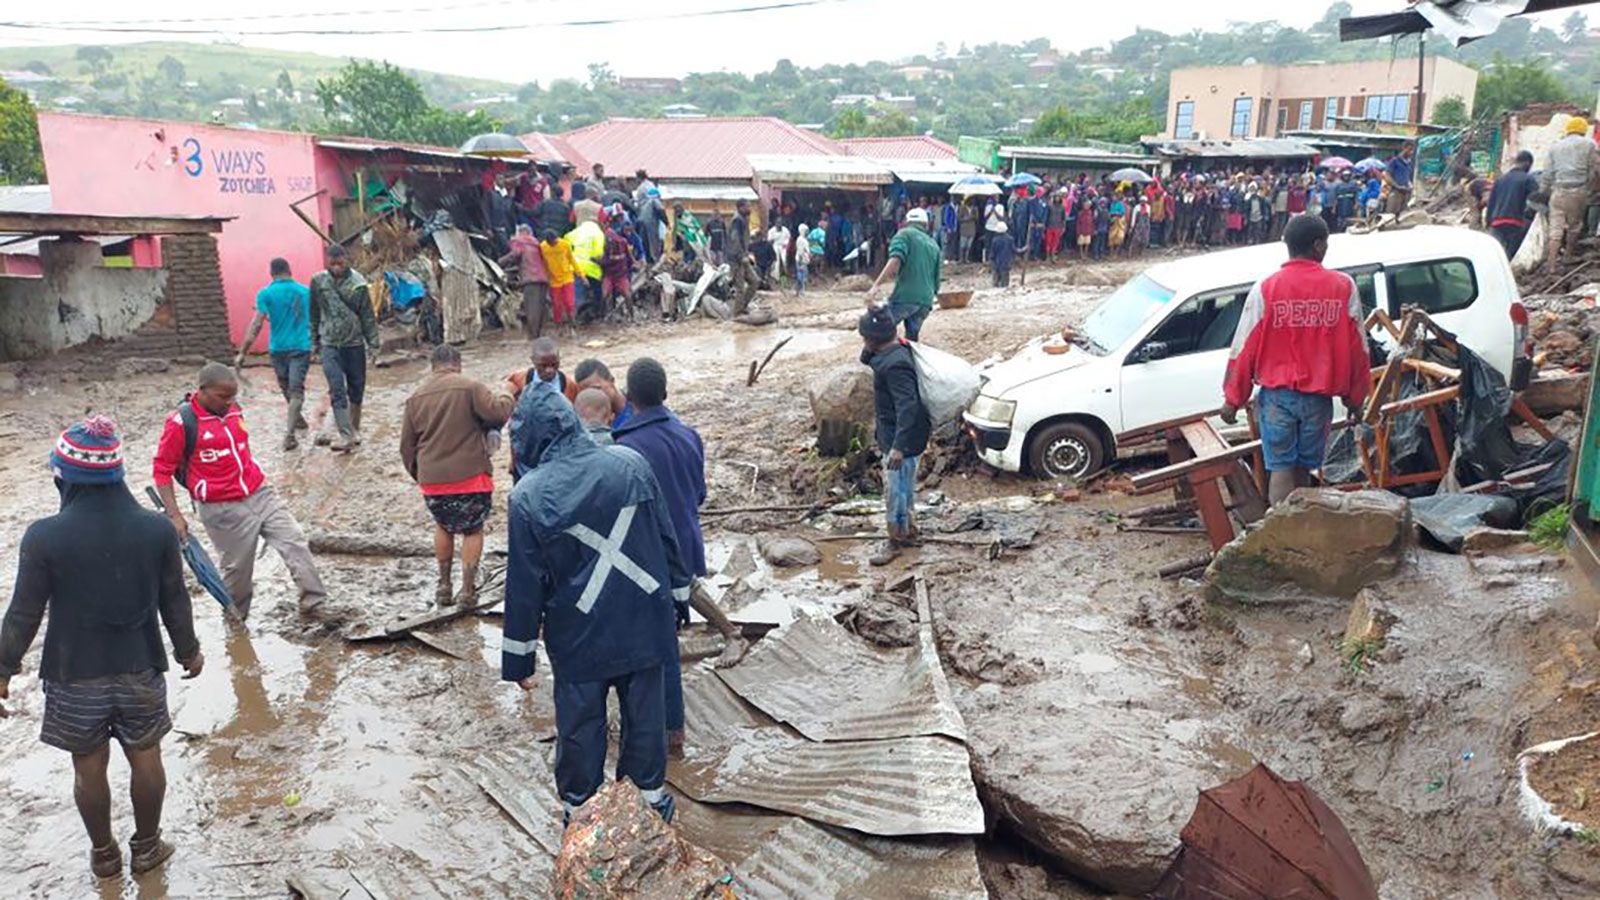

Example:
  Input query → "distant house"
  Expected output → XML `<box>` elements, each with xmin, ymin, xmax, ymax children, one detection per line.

<box><xmin>895</xmin><ymin>65</ymin><xmax>934</xmax><ymax>81</ymax></box>
<box><xmin>831</xmin><ymin>94</ymin><xmax>876</xmax><ymax>108</ymax></box>
<box><xmin>619</xmin><ymin>77</ymin><xmax>682</xmax><ymax>96</ymax></box>
<box><xmin>662</xmin><ymin>103</ymin><xmax>706</xmax><ymax>119</ymax></box>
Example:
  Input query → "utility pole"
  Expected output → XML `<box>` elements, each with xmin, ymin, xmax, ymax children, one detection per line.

<box><xmin>1415</xmin><ymin>32</ymin><xmax>1426</xmax><ymax>127</ymax></box>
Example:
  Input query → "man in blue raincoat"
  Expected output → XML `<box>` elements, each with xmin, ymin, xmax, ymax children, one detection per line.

<box><xmin>500</xmin><ymin>390</ymin><xmax>692</xmax><ymax>823</ymax></box>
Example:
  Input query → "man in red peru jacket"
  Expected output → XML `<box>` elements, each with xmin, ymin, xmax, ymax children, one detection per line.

<box><xmin>153</xmin><ymin>363</ymin><xmax>327</xmax><ymax>619</ymax></box>
<box><xmin>1221</xmin><ymin>214</ymin><xmax>1370</xmax><ymax>505</ymax></box>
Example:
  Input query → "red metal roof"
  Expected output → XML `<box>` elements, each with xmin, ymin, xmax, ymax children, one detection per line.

<box><xmin>838</xmin><ymin>136</ymin><xmax>958</xmax><ymax>160</ymax></box>
<box><xmin>558</xmin><ymin>117</ymin><xmax>845</xmax><ymax>180</ymax></box>
<box><xmin>520</xmin><ymin>131</ymin><xmax>590</xmax><ymax>171</ymax></box>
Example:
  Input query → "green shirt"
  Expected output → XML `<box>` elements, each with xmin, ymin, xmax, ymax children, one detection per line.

<box><xmin>308</xmin><ymin>269</ymin><xmax>379</xmax><ymax>349</ymax></box>
<box><xmin>887</xmin><ymin>226</ymin><xmax>942</xmax><ymax>310</ymax></box>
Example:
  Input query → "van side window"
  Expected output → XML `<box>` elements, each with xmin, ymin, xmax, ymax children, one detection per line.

<box><xmin>1134</xmin><ymin>286</ymin><xmax>1249</xmax><ymax>360</ymax></box>
<box><xmin>1340</xmin><ymin>267</ymin><xmax>1378</xmax><ymax>316</ymax></box>
<box><xmin>1386</xmin><ymin>259</ymin><xmax>1477</xmax><ymax>315</ymax></box>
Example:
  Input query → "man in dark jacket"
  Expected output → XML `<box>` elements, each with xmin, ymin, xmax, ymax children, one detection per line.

<box><xmin>501</xmin><ymin>391</ymin><xmax>690</xmax><ymax>823</ymax></box>
<box><xmin>1</xmin><ymin>416</ymin><xmax>202</xmax><ymax>879</ymax></box>
<box><xmin>1486</xmin><ymin>150</ymin><xmax>1539</xmax><ymax>260</ymax></box>
<box><xmin>859</xmin><ymin>307</ymin><xmax>930</xmax><ymax>566</ymax></box>
<box><xmin>534</xmin><ymin>183</ymin><xmax>573</xmax><ymax>241</ymax></box>
<box><xmin>727</xmin><ymin>201</ymin><xmax>752</xmax><ymax>313</ymax></box>
<box><xmin>308</xmin><ymin>244</ymin><xmax>379</xmax><ymax>451</ymax></box>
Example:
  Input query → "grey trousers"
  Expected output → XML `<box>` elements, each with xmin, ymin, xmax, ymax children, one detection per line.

<box><xmin>197</xmin><ymin>486</ymin><xmax>326</xmax><ymax>616</ymax></box>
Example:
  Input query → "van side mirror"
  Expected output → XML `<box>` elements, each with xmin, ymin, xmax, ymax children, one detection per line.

<box><xmin>1132</xmin><ymin>341</ymin><xmax>1170</xmax><ymax>363</ymax></box>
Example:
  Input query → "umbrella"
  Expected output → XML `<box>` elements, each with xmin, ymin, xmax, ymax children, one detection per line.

<box><xmin>1004</xmin><ymin>172</ymin><xmax>1042</xmax><ymax>189</ymax></box>
<box><xmin>1352</xmin><ymin>157</ymin><xmax>1386</xmax><ymax>174</ymax></box>
<box><xmin>1152</xmin><ymin>763</ymin><xmax>1377</xmax><ymax>900</ymax></box>
<box><xmin>459</xmin><ymin>133</ymin><xmax>530</xmax><ymax>157</ymax></box>
<box><xmin>949</xmin><ymin>177</ymin><xmax>1001</xmax><ymax>197</ymax></box>
<box><xmin>1111</xmin><ymin>167</ymin><xmax>1154</xmax><ymax>184</ymax></box>
<box><xmin>145</xmin><ymin>486</ymin><xmax>237</xmax><ymax>616</ymax></box>
<box><xmin>1319</xmin><ymin>156</ymin><xmax>1355</xmax><ymax>170</ymax></box>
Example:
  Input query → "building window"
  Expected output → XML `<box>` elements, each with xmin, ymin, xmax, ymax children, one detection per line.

<box><xmin>1366</xmin><ymin>94</ymin><xmax>1413</xmax><ymax>124</ymax></box>
<box><xmin>1297</xmin><ymin>101</ymin><xmax>1313</xmax><ymax>131</ymax></box>
<box><xmin>1257</xmin><ymin>99</ymin><xmax>1271</xmax><ymax>137</ymax></box>
<box><xmin>1324</xmin><ymin>97</ymin><xmax>1339</xmax><ymax>128</ymax></box>
<box><xmin>1276</xmin><ymin>104</ymin><xmax>1289</xmax><ymax>134</ymax></box>
<box><xmin>1231</xmin><ymin>97</ymin><xmax>1253</xmax><ymax>138</ymax></box>
<box><xmin>1173</xmin><ymin>101</ymin><xmax>1194</xmax><ymax>138</ymax></box>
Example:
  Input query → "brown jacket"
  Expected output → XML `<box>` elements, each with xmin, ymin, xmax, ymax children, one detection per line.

<box><xmin>400</xmin><ymin>371</ymin><xmax>515</xmax><ymax>486</ymax></box>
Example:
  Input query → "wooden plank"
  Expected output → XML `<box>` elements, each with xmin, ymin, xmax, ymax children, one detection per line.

<box><xmin>1131</xmin><ymin>440</ymin><xmax>1263</xmax><ymax>492</ymax></box>
<box><xmin>1401</xmin><ymin>358</ymin><xmax>1461</xmax><ymax>382</ymax></box>
<box><xmin>0</xmin><ymin>211</ymin><xmax>225</xmax><ymax>235</ymax></box>
<box><xmin>1379</xmin><ymin>385</ymin><xmax>1459</xmax><ymax>416</ymax></box>
<box><xmin>1116</xmin><ymin>408</ymin><xmax>1222</xmax><ymax>444</ymax></box>
<box><xmin>1191</xmin><ymin>477</ymin><xmax>1236</xmax><ymax>551</ymax></box>
<box><xmin>1424</xmin><ymin>405</ymin><xmax>1452</xmax><ymax>476</ymax></box>
<box><xmin>1177</xmin><ymin>421</ymin><xmax>1230</xmax><ymax>458</ymax></box>
<box><xmin>1510</xmin><ymin>396</ymin><xmax>1557</xmax><ymax>442</ymax></box>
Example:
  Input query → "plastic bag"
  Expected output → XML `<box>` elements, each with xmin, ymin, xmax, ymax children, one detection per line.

<box><xmin>909</xmin><ymin>342</ymin><xmax>980</xmax><ymax>426</ymax></box>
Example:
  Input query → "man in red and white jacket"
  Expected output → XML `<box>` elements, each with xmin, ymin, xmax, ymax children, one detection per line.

<box><xmin>153</xmin><ymin>363</ymin><xmax>326</xmax><ymax>619</ymax></box>
<box><xmin>1222</xmin><ymin>214</ymin><xmax>1370</xmax><ymax>505</ymax></box>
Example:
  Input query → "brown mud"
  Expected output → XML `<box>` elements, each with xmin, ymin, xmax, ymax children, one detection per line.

<box><xmin>0</xmin><ymin>255</ymin><xmax>1595</xmax><ymax>898</ymax></box>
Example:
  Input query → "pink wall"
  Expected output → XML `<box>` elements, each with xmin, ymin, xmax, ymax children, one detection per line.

<box><xmin>38</xmin><ymin>112</ymin><xmax>328</xmax><ymax>348</ymax></box>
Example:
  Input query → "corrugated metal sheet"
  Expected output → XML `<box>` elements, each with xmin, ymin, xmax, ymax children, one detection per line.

<box><xmin>717</xmin><ymin>613</ymin><xmax>966</xmax><ymax>742</ymax></box>
<box><xmin>1146</xmin><ymin>138</ymin><xmax>1318</xmax><ymax>159</ymax></box>
<box><xmin>839</xmin><ymin>135</ymin><xmax>959</xmax><ymax>160</ymax></box>
<box><xmin>561</xmin><ymin>117</ymin><xmax>845</xmax><ymax>181</ymax></box>
<box><xmin>747</xmin><ymin>153</ymin><xmax>894</xmax><ymax>186</ymax></box>
<box><xmin>657</xmin><ymin>181</ymin><xmax>759</xmax><ymax>202</ymax></box>
<box><xmin>520</xmin><ymin>131</ymin><xmax>590</xmax><ymax>171</ymax></box>
<box><xmin>885</xmin><ymin>158</ymin><xmax>984</xmax><ymax>185</ymax></box>
<box><xmin>0</xmin><ymin>185</ymin><xmax>52</xmax><ymax>214</ymax></box>
<box><xmin>739</xmin><ymin>818</ymin><xmax>986</xmax><ymax>899</ymax></box>
<box><xmin>999</xmin><ymin>144</ymin><xmax>1156</xmax><ymax>166</ymax></box>
<box><xmin>668</xmin><ymin>667</ymin><xmax>984</xmax><ymax>837</ymax></box>
<box><xmin>463</xmin><ymin>747</ymin><xmax>563</xmax><ymax>857</ymax></box>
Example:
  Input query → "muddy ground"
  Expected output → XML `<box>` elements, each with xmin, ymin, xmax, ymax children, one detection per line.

<box><xmin>0</xmin><ymin>254</ymin><xmax>1598</xmax><ymax>899</ymax></box>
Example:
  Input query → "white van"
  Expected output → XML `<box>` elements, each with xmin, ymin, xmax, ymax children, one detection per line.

<box><xmin>963</xmin><ymin>226</ymin><xmax>1531</xmax><ymax>479</ymax></box>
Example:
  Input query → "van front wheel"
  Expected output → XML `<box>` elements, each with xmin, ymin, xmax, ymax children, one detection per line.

<box><xmin>1028</xmin><ymin>422</ymin><xmax>1104</xmax><ymax>480</ymax></box>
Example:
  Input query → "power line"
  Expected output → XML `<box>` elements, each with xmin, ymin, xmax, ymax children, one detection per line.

<box><xmin>2</xmin><ymin>0</ymin><xmax>565</xmax><ymax>28</ymax></box>
<box><xmin>0</xmin><ymin>0</ymin><xmax>835</xmax><ymax>37</ymax></box>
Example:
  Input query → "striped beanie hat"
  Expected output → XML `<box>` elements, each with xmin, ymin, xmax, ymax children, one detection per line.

<box><xmin>50</xmin><ymin>414</ymin><xmax>125</xmax><ymax>484</ymax></box>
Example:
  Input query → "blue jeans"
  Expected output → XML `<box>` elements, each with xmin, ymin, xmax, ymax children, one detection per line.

<box><xmin>320</xmin><ymin>345</ymin><xmax>367</xmax><ymax>410</ymax></box>
<box><xmin>269</xmin><ymin>350</ymin><xmax>310</xmax><ymax>400</ymax></box>
<box><xmin>891</xmin><ymin>304</ymin><xmax>929</xmax><ymax>342</ymax></box>
<box><xmin>1257</xmin><ymin>387</ymin><xmax>1334</xmax><ymax>471</ymax></box>
<box><xmin>885</xmin><ymin>453</ymin><xmax>920</xmax><ymax>534</ymax></box>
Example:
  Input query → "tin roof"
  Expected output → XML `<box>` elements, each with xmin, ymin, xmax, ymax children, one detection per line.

<box><xmin>657</xmin><ymin>181</ymin><xmax>759</xmax><ymax>202</ymax></box>
<box><xmin>519</xmin><ymin>131</ymin><xmax>590</xmax><ymax>170</ymax></box>
<box><xmin>839</xmin><ymin>135</ymin><xmax>959</xmax><ymax>160</ymax></box>
<box><xmin>998</xmin><ymin>144</ymin><xmax>1157</xmax><ymax>166</ymax></box>
<box><xmin>560</xmin><ymin>117</ymin><xmax>845</xmax><ymax>180</ymax></box>
<box><xmin>747</xmin><ymin>153</ymin><xmax>894</xmax><ymax>186</ymax></box>
<box><xmin>1143</xmin><ymin>138</ymin><xmax>1319</xmax><ymax>159</ymax></box>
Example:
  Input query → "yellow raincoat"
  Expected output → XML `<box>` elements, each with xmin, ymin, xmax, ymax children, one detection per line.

<box><xmin>566</xmin><ymin>221</ymin><xmax>605</xmax><ymax>281</ymax></box>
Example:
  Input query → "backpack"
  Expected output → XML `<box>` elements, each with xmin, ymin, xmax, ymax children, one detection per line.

<box><xmin>174</xmin><ymin>398</ymin><xmax>199</xmax><ymax>489</ymax></box>
<box><xmin>907</xmin><ymin>342</ymin><xmax>980</xmax><ymax>427</ymax></box>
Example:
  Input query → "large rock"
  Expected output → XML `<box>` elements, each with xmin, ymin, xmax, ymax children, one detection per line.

<box><xmin>808</xmin><ymin>365</ymin><xmax>875</xmax><ymax>456</ymax></box>
<box><xmin>759</xmin><ymin>536</ymin><xmax>821</xmax><ymax>568</ymax></box>
<box><xmin>1521</xmin><ymin>372</ymin><xmax>1590</xmax><ymax>416</ymax></box>
<box><xmin>1207</xmin><ymin>489</ymin><xmax>1410</xmax><ymax>602</ymax></box>
<box><xmin>552</xmin><ymin>780</ymin><xmax>746</xmax><ymax>899</ymax></box>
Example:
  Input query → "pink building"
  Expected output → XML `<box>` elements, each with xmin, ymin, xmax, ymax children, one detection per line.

<box><xmin>38</xmin><ymin>112</ymin><xmax>537</xmax><ymax>348</ymax></box>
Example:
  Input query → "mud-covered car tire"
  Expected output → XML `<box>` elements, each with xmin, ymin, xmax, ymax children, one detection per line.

<box><xmin>1027</xmin><ymin>421</ymin><xmax>1104</xmax><ymax>480</ymax></box>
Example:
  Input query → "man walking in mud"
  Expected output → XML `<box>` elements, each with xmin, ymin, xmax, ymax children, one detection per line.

<box><xmin>153</xmin><ymin>363</ymin><xmax>328</xmax><ymax>619</ymax></box>
<box><xmin>859</xmin><ymin>305</ymin><xmax>929</xmax><ymax>566</ymax></box>
<box><xmin>309</xmin><ymin>244</ymin><xmax>380</xmax><ymax>452</ymax></box>
<box><xmin>1221</xmin><ymin>214</ymin><xmax>1370</xmax><ymax>505</ymax></box>
<box><xmin>866</xmin><ymin>207</ymin><xmax>942</xmax><ymax>342</ymax></box>
<box><xmin>235</xmin><ymin>257</ymin><xmax>312</xmax><ymax>450</ymax></box>
<box><xmin>1</xmin><ymin>415</ymin><xmax>202</xmax><ymax>879</ymax></box>
<box><xmin>501</xmin><ymin>390</ymin><xmax>690</xmax><ymax>824</ymax></box>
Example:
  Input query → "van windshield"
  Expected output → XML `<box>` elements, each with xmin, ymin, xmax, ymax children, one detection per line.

<box><xmin>1079</xmin><ymin>274</ymin><xmax>1177</xmax><ymax>355</ymax></box>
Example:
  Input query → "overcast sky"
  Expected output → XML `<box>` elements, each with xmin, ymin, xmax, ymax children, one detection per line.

<box><xmin>0</xmin><ymin>0</ymin><xmax>1576</xmax><ymax>85</ymax></box>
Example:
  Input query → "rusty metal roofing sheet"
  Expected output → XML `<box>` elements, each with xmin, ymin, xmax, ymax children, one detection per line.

<box><xmin>668</xmin><ymin>667</ymin><xmax>984</xmax><ymax>837</ymax></box>
<box><xmin>717</xmin><ymin>613</ymin><xmax>966</xmax><ymax>742</ymax></box>
<box><xmin>560</xmin><ymin>117</ymin><xmax>845</xmax><ymax>181</ymax></box>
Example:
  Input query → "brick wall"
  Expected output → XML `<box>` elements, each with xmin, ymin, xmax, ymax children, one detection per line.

<box><xmin>111</xmin><ymin>234</ymin><xmax>233</xmax><ymax>361</ymax></box>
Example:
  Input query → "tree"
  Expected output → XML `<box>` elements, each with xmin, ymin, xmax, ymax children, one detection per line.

<box><xmin>1562</xmin><ymin>11</ymin><xmax>1588</xmax><ymax>42</ymax></box>
<box><xmin>316</xmin><ymin>60</ymin><xmax>497</xmax><ymax>146</ymax></box>
<box><xmin>865</xmin><ymin>109</ymin><xmax>917</xmax><ymax>136</ymax></box>
<box><xmin>586</xmin><ymin>62</ymin><xmax>616</xmax><ymax>89</ymax></box>
<box><xmin>276</xmin><ymin>70</ymin><xmax>294</xmax><ymax>95</ymax></box>
<box><xmin>0</xmin><ymin>79</ymin><xmax>44</xmax><ymax>185</ymax></box>
<box><xmin>75</xmin><ymin>46</ymin><xmax>113</xmax><ymax>77</ymax></box>
<box><xmin>22</xmin><ymin>60</ymin><xmax>50</xmax><ymax>75</ymax></box>
<box><xmin>157</xmin><ymin>56</ymin><xmax>185</xmax><ymax>87</ymax></box>
<box><xmin>1473</xmin><ymin>55</ymin><xmax>1571</xmax><ymax>117</ymax></box>
<box><xmin>830</xmin><ymin>107</ymin><xmax>868</xmax><ymax>138</ymax></box>
<box><xmin>1430</xmin><ymin>95</ymin><xmax>1469</xmax><ymax>126</ymax></box>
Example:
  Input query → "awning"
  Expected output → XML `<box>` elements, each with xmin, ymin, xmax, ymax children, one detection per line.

<box><xmin>1144</xmin><ymin>138</ymin><xmax>1319</xmax><ymax>159</ymax></box>
<box><xmin>656</xmin><ymin>181</ymin><xmax>759</xmax><ymax>202</ymax></box>
<box><xmin>883</xmin><ymin>159</ymin><xmax>984</xmax><ymax>185</ymax></box>
<box><xmin>997</xmin><ymin>145</ymin><xmax>1158</xmax><ymax>167</ymax></box>
<box><xmin>748</xmin><ymin>153</ymin><xmax>894</xmax><ymax>188</ymax></box>
<box><xmin>1281</xmin><ymin>130</ymin><xmax>1417</xmax><ymax>150</ymax></box>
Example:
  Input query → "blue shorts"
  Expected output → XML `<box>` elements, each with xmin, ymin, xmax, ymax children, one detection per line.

<box><xmin>1257</xmin><ymin>387</ymin><xmax>1333</xmax><ymax>472</ymax></box>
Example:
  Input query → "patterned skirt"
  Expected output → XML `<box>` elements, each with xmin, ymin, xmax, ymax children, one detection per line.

<box><xmin>424</xmin><ymin>491</ymin><xmax>493</xmax><ymax>535</ymax></box>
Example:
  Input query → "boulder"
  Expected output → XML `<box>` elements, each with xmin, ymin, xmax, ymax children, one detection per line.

<box><xmin>1207</xmin><ymin>489</ymin><xmax>1410</xmax><ymax>602</ymax></box>
<box><xmin>1461</xmin><ymin>527</ymin><xmax>1536</xmax><ymax>556</ymax></box>
<box><xmin>759</xmin><ymin>536</ymin><xmax>821</xmax><ymax>568</ymax></box>
<box><xmin>1343</xmin><ymin>588</ymin><xmax>1397</xmax><ymax>650</ymax></box>
<box><xmin>552</xmin><ymin>780</ymin><xmax>746</xmax><ymax>899</ymax></box>
<box><xmin>807</xmin><ymin>365</ymin><xmax>875</xmax><ymax>456</ymax></box>
<box><xmin>1521</xmin><ymin>372</ymin><xmax>1590</xmax><ymax>416</ymax></box>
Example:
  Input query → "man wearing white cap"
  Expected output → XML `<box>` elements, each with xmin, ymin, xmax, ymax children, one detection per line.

<box><xmin>865</xmin><ymin>206</ymin><xmax>943</xmax><ymax>342</ymax></box>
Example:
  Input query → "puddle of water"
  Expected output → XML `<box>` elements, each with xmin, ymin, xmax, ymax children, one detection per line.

<box><xmin>703</xmin><ymin>533</ymin><xmax>867</xmax><ymax>628</ymax></box>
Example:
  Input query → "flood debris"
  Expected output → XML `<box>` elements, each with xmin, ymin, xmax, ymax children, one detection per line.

<box><xmin>1152</xmin><ymin>763</ymin><xmax>1378</xmax><ymax>900</ymax></box>
<box><xmin>553</xmin><ymin>779</ymin><xmax>747</xmax><ymax>899</ymax></box>
<box><xmin>807</xmin><ymin>364</ymin><xmax>875</xmax><ymax>457</ymax></box>
<box><xmin>1206</xmin><ymin>489</ymin><xmax>1410</xmax><ymax>603</ymax></box>
<box><xmin>1410</xmin><ymin>493</ymin><xmax>1520</xmax><ymax>552</ymax></box>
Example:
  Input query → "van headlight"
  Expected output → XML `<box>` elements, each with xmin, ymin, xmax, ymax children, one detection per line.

<box><xmin>968</xmin><ymin>394</ymin><xmax>1016</xmax><ymax>425</ymax></box>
